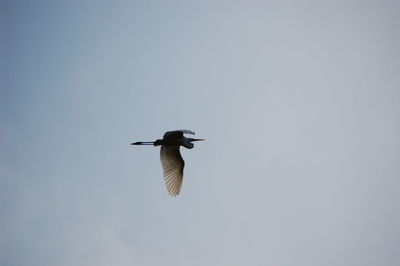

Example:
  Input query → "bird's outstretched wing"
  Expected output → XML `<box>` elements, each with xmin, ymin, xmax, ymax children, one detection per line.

<box><xmin>160</xmin><ymin>145</ymin><xmax>185</xmax><ymax>196</ymax></box>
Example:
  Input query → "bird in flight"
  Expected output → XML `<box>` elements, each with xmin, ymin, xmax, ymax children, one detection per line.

<box><xmin>131</xmin><ymin>130</ymin><xmax>204</xmax><ymax>196</ymax></box>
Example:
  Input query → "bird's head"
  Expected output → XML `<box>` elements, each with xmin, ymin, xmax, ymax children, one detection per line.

<box><xmin>180</xmin><ymin>138</ymin><xmax>205</xmax><ymax>149</ymax></box>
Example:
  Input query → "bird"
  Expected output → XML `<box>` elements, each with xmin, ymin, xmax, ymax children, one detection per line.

<box><xmin>131</xmin><ymin>130</ymin><xmax>204</xmax><ymax>196</ymax></box>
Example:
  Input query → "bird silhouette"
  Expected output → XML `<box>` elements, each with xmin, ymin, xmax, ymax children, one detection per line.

<box><xmin>131</xmin><ymin>130</ymin><xmax>204</xmax><ymax>196</ymax></box>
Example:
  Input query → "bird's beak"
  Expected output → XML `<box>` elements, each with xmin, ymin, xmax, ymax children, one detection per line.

<box><xmin>191</xmin><ymin>138</ymin><xmax>205</xmax><ymax>142</ymax></box>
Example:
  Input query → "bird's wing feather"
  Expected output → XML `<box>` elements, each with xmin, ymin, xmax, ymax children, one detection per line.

<box><xmin>160</xmin><ymin>145</ymin><xmax>184</xmax><ymax>196</ymax></box>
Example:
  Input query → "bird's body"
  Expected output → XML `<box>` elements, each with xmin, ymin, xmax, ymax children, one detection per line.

<box><xmin>131</xmin><ymin>130</ymin><xmax>204</xmax><ymax>196</ymax></box>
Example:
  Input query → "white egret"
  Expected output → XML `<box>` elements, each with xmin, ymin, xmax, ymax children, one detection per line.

<box><xmin>131</xmin><ymin>130</ymin><xmax>204</xmax><ymax>196</ymax></box>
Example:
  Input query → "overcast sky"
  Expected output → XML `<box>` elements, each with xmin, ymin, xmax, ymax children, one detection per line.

<box><xmin>1</xmin><ymin>1</ymin><xmax>400</xmax><ymax>266</ymax></box>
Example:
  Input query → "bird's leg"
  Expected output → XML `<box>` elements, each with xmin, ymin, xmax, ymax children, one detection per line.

<box><xmin>131</xmin><ymin>142</ymin><xmax>155</xmax><ymax>145</ymax></box>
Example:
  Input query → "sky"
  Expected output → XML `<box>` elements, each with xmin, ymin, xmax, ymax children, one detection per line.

<box><xmin>1</xmin><ymin>1</ymin><xmax>400</xmax><ymax>266</ymax></box>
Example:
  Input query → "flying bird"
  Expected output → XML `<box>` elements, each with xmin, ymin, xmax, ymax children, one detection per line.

<box><xmin>131</xmin><ymin>130</ymin><xmax>204</xmax><ymax>196</ymax></box>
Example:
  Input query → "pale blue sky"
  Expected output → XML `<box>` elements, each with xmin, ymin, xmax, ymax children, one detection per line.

<box><xmin>1</xmin><ymin>1</ymin><xmax>400</xmax><ymax>266</ymax></box>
